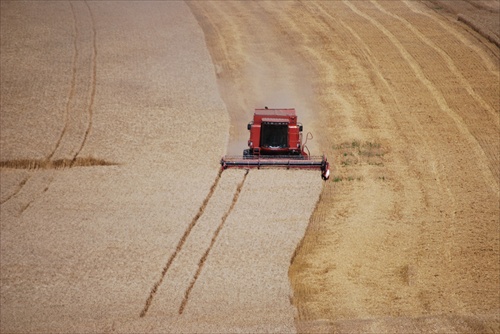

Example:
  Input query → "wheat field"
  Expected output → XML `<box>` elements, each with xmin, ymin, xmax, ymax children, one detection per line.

<box><xmin>2</xmin><ymin>0</ymin><xmax>499</xmax><ymax>333</ymax></box>
<box><xmin>1</xmin><ymin>2</ymin><xmax>323</xmax><ymax>332</ymax></box>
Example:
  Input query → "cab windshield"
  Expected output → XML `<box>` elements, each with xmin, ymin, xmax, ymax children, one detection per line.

<box><xmin>260</xmin><ymin>123</ymin><xmax>288</xmax><ymax>148</ymax></box>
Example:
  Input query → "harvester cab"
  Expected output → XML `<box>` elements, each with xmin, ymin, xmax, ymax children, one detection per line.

<box><xmin>221</xmin><ymin>107</ymin><xmax>330</xmax><ymax>180</ymax></box>
<box><xmin>245</xmin><ymin>107</ymin><xmax>303</xmax><ymax>156</ymax></box>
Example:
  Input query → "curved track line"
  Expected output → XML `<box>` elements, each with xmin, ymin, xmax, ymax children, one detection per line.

<box><xmin>3</xmin><ymin>1</ymin><xmax>78</xmax><ymax>206</ymax></box>
<box><xmin>309</xmin><ymin>0</ymin><xmax>452</xmax><ymax>192</ymax></box>
<box><xmin>372</xmin><ymin>0</ymin><xmax>498</xmax><ymax>126</ymax></box>
<box><xmin>271</xmin><ymin>2</ymin><xmax>365</xmax><ymax>143</ymax></box>
<box><xmin>0</xmin><ymin>176</ymin><xmax>30</xmax><ymax>205</ymax></box>
<box><xmin>3</xmin><ymin>1</ymin><xmax>96</xmax><ymax>207</ymax></box>
<box><xmin>16</xmin><ymin>176</ymin><xmax>53</xmax><ymax>217</ymax></box>
<box><xmin>48</xmin><ymin>1</ymin><xmax>79</xmax><ymax>161</ymax></box>
<box><xmin>178</xmin><ymin>169</ymin><xmax>248</xmax><ymax>315</ymax></box>
<box><xmin>140</xmin><ymin>169</ymin><xmax>224</xmax><ymax>318</ymax></box>
<box><xmin>335</xmin><ymin>2</ymin><xmax>459</xmax><ymax>258</ymax></box>
<box><xmin>72</xmin><ymin>0</ymin><xmax>96</xmax><ymax>164</ymax></box>
<box><xmin>308</xmin><ymin>0</ymin><xmax>459</xmax><ymax>266</ymax></box>
<box><xmin>343</xmin><ymin>0</ymin><xmax>498</xmax><ymax>193</ymax></box>
<box><xmin>190</xmin><ymin>3</ymin><xmax>238</xmax><ymax>78</ymax></box>
<box><xmin>403</xmin><ymin>0</ymin><xmax>499</xmax><ymax>78</ymax></box>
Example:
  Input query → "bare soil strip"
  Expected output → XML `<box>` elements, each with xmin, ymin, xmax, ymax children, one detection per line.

<box><xmin>372</xmin><ymin>0</ymin><xmax>498</xmax><ymax>124</ymax></box>
<box><xmin>458</xmin><ymin>13</ymin><xmax>500</xmax><ymax>47</ymax></box>
<box><xmin>405</xmin><ymin>1</ymin><xmax>499</xmax><ymax>77</ymax></box>
<box><xmin>428</xmin><ymin>0</ymin><xmax>500</xmax><ymax>48</ymax></box>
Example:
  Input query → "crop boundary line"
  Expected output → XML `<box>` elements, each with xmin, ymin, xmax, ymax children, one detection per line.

<box><xmin>140</xmin><ymin>169</ymin><xmax>224</xmax><ymax>318</ymax></box>
<box><xmin>178</xmin><ymin>169</ymin><xmax>249</xmax><ymax>315</ymax></box>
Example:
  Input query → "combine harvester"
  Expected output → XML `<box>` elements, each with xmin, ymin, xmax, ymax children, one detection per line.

<box><xmin>221</xmin><ymin>107</ymin><xmax>330</xmax><ymax>180</ymax></box>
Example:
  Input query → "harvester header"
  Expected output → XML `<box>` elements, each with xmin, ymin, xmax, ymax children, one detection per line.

<box><xmin>221</xmin><ymin>107</ymin><xmax>330</xmax><ymax>180</ymax></box>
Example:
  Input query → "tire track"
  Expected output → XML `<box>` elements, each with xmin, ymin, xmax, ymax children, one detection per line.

<box><xmin>178</xmin><ymin>169</ymin><xmax>248</xmax><ymax>315</ymax></box>
<box><xmin>47</xmin><ymin>1</ymin><xmax>78</xmax><ymax>161</ymax></box>
<box><xmin>17</xmin><ymin>176</ymin><xmax>53</xmax><ymax>217</ymax></box>
<box><xmin>343</xmin><ymin>0</ymin><xmax>498</xmax><ymax>193</ymax></box>
<box><xmin>72</xmin><ymin>0</ymin><xmax>96</xmax><ymax>164</ymax></box>
<box><xmin>0</xmin><ymin>176</ymin><xmax>30</xmax><ymax>205</ymax></box>
<box><xmin>2</xmin><ymin>1</ymin><xmax>79</xmax><ymax>207</ymax></box>
<box><xmin>1</xmin><ymin>1</ymin><xmax>97</xmax><ymax>208</ymax></box>
<box><xmin>140</xmin><ymin>169</ymin><xmax>224</xmax><ymax>318</ymax></box>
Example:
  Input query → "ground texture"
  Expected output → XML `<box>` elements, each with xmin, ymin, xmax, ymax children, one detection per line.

<box><xmin>1</xmin><ymin>1</ymin><xmax>499</xmax><ymax>333</ymax></box>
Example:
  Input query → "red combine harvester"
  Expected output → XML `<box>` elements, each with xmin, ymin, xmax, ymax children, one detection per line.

<box><xmin>220</xmin><ymin>107</ymin><xmax>330</xmax><ymax>180</ymax></box>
